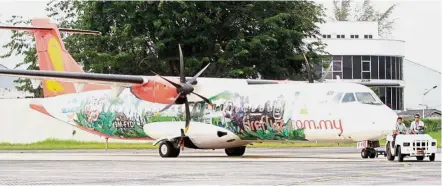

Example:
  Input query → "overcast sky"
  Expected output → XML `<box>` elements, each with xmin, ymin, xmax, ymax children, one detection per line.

<box><xmin>0</xmin><ymin>0</ymin><xmax>441</xmax><ymax>73</ymax></box>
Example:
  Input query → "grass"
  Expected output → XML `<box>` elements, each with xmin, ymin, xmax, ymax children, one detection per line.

<box><xmin>0</xmin><ymin>131</ymin><xmax>440</xmax><ymax>150</ymax></box>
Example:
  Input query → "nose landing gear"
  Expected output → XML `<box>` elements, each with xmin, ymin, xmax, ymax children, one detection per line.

<box><xmin>357</xmin><ymin>140</ymin><xmax>385</xmax><ymax>159</ymax></box>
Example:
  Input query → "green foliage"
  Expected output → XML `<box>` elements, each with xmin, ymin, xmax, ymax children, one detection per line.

<box><xmin>1</xmin><ymin>1</ymin><xmax>328</xmax><ymax>95</ymax></box>
<box><xmin>0</xmin><ymin>16</ymin><xmax>43</xmax><ymax>97</ymax></box>
<box><xmin>403</xmin><ymin>118</ymin><xmax>441</xmax><ymax>133</ymax></box>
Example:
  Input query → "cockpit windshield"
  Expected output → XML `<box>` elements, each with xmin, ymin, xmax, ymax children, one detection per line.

<box><xmin>354</xmin><ymin>92</ymin><xmax>382</xmax><ymax>105</ymax></box>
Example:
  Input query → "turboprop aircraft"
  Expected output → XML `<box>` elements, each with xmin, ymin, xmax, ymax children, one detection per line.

<box><xmin>0</xmin><ymin>18</ymin><xmax>398</xmax><ymax>158</ymax></box>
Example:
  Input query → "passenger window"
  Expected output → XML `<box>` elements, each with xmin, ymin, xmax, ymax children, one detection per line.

<box><xmin>342</xmin><ymin>93</ymin><xmax>356</xmax><ymax>103</ymax></box>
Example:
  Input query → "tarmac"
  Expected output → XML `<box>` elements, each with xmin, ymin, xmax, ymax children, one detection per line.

<box><xmin>0</xmin><ymin>147</ymin><xmax>440</xmax><ymax>185</ymax></box>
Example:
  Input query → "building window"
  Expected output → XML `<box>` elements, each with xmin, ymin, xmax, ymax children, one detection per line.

<box><xmin>377</xmin><ymin>86</ymin><xmax>404</xmax><ymax>110</ymax></box>
<box><xmin>337</xmin><ymin>35</ymin><xmax>341</xmax><ymax>38</ymax></box>
<box><xmin>332</xmin><ymin>56</ymin><xmax>343</xmax><ymax>79</ymax></box>
<box><xmin>398</xmin><ymin>57</ymin><xmax>402</xmax><ymax>80</ymax></box>
<box><xmin>327</xmin><ymin>34</ymin><xmax>331</xmax><ymax>38</ymax></box>
<box><xmin>343</xmin><ymin>56</ymin><xmax>352</xmax><ymax>79</ymax></box>
<box><xmin>392</xmin><ymin>87</ymin><xmax>397</xmax><ymax>110</ymax></box>
<box><xmin>322</xmin><ymin>35</ymin><xmax>326</xmax><ymax>38</ymax></box>
<box><xmin>370</xmin><ymin>56</ymin><xmax>379</xmax><ymax>79</ymax></box>
<box><xmin>361</xmin><ymin>56</ymin><xmax>370</xmax><ymax>79</ymax></box>
<box><xmin>352</xmin><ymin>56</ymin><xmax>361</xmax><ymax>79</ymax></box>
<box><xmin>321</xmin><ymin>56</ymin><xmax>333</xmax><ymax>79</ymax></box>
<box><xmin>350</xmin><ymin>35</ymin><xmax>359</xmax><ymax>38</ymax></box>
<box><xmin>398</xmin><ymin>88</ymin><xmax>403</xmax><ymax>110</ymax></box>
<box><xmin>379</xmin><ymin>56</ymin><xmax>386</xmax><ymax>79</ymax></box>
<box><xmin>321</xmin><ymin>56</ymin><xmax>342</xmax><ymax>79</ymax></box>
<box><xmin>386</xmin><ymin>57</ymin><xmax>391</xmax><ymax>79</ymax></box>
<box><xmin>364</xmin><ymin>35</ymin><xmax>373</xmax><ymax>39</ymax></box>
<box><xmin>392</xmin><ymin>57</ymin><xmax>397</xmax><ymax>79</ymax></box>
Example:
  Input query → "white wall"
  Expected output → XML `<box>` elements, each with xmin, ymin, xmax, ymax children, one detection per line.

<box><xmin>308</xmin><ymin>38</ymin><xmax>405</xmax><ymax>57</ymax></box>
<box><xmin>0</xmin><ymin>98</ymin><xmax>148</xmax><ymax>143</ymax></box>
<box><xmin>403</xmin><ymin>60</ymin><xmax>441</xmax><ymax>110</ymax></box>
<box><xmin>318</xmin><ymin>21</ymin><xmax>379</xmax><ymax>39</ymax></box>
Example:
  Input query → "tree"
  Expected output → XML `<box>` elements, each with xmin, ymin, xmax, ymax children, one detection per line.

<box><xmin>0</xmin><ymin>16</ymin><xmax>43</xmax><ymax>97</ymax></box>
<box><xmin>331</xmin><ymin>0</ymin><xmax>396</xmax><ymax>37</ymax></box>
<box><xmin>1</xmin><ymin>1</ymin><xmax>327</xmax><ymax>96</ymax></box>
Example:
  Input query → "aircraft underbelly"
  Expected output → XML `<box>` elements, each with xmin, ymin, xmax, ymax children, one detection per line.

<box><xmin>144</xmin><ymin>121</ymin><xmax>249</xmax><ymax>149</ymax></box>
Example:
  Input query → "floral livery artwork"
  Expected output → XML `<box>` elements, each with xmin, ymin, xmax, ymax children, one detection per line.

<box><xmin>72</xmin><ymin>93</ymin><xmax>181</xmax><ymax>139</ymax></box>
<box><xmin>203</xmin><ymin>91</ymin><xmax>306</xmax><ymax>140</ymax></box>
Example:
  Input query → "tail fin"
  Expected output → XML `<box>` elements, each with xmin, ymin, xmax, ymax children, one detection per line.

<box><xmin>0</xmin><ymin>18</ymin><xmax>110</xmax><ymax>97</ymax></box>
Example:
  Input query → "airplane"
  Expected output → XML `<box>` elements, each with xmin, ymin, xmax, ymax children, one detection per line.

<box><xmin>0</xmin><ymin>18</ymin><xmax>398</xmax><ymax>158</ymax></box>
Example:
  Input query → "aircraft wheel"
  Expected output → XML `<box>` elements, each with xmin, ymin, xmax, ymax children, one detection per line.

<box><xmin>159</xmin><ymin>140</ymin><xmax>180</xmax><ymax>158</ymax></box>
<box><xmin>429</xmin><ymin>153</ymin><xmax>435</xmax><ymax>161</ymax></box>
<box><xmin>361</xmin><ymin>149</ymin><xmax>369</xmax><ymax>159</ymax></box>
<box><xmin>397</xmin><ymin>146</ymin><xmax>404</xmax><ymax>162</ymax></box>
<box><xmin>416</xmin><ymin>156</ymin><xmax>424</xmax><ymax>161</ymax></box>
<box><xmin>225</xmin><ymin>146</ymin><xmax>246</xmax><ymax>156</ymax></box>
<box><xmin>386</xmin><ymin>142</ymin><xmax>395</xmax><ymax>161</ymax></box>
<box><xmin>369</xmin><ymin>149</ymin><xmax>377</xmax><ymax>159</ymax></box>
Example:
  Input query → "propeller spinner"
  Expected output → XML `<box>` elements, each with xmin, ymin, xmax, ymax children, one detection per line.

<box><xmin>152</xmin><ymin>44</ymin><xmax>213</xmax><ymax>149</ymax></box>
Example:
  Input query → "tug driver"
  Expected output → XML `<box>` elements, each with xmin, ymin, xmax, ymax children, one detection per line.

<box><xmin>410</xmin><ymin>114</ymin><xmax>425</xmax><ymax>134</ymax></box>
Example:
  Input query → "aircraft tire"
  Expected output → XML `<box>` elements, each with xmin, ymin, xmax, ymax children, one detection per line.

<box><xmin>397</xmin><ymin>146</ymin><xmax>404</xmax><ymax>162</ymax></box>
<box><xmin>386</xmin><ymin>142</ymin><xmax>395</xmax><ymax>161</ymax></box>
<box><xmin>225</xmin><ymin>146</ymin><xmax>246</xmax><ymax>156</ymax></box>
<box><xmin>361</xmin><ymin>149</ymin><xmax>369</xmax><ymax>159</ymax></box>
<box><xmin>429</xmin><ymin>153</ymin><xmax>435</xmax><ymax>161</ymax></box>
<box><xmin>369</xmin><ymin>150</ymin><xmax>377</xmax><ymax>159</ymax></box>
<box><xmin>159</xmin><ymin>141</ymin><xmax>180</xmax><ymax>158</ymax></box>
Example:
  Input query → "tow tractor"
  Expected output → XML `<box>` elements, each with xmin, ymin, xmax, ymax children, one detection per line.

<box><xmin>385</xmin><ymin>130</ymin><xmax>437</xmax><ymax>162</ymax></box>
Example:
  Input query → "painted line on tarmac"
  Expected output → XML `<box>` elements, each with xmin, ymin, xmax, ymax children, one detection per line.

<box><xmin>288</xmin><ymin>169</ymin><xmax>426</xmax><ymax>185</ymax></box>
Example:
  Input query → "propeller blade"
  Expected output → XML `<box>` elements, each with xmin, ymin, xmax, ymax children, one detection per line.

<box><xmin>158</xmin><ymin>92</ymin><xmax>182</xmax><ymax>112</ymax></box>
<box><xmin>184</xmin><ymin>97</ymin><xmax>191</xmax><ymax>134</ymax></box>
<box><xmin>151</xmin><ymin>70</ymin><xmax>181</xmax><ymax>88</ymax></box>
<box><xmin>179</xmin><ymin>44</ymin><xmax>185</xmax><ymax>83</ymax></box>
<box><xmin>187</xmin><ymin>63</ymin><xmax>211</xmax><ymax>85</ymax></box>
<box><xmin>192</xmin><ymin>92</ymin><xmax>214</xmax><ymax>107</ymax></box>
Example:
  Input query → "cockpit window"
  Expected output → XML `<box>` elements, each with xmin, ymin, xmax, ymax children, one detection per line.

<box><xmin>342</xmin><ymin>93</ymin><xmax>356</xmax><ymax>103</ymax></box>
<box><xmin>355</xmin><ymin>92</ymin><xmax>382</xmax><ymax>104</ymax></box>
<box><xmin>332</xmin><ymin>92</ymin><xmax>343</xmax><ymax>103</ymax></box>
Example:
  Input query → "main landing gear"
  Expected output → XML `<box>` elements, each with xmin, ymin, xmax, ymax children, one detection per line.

<box><xmin>225</xmin><ymin>146</ymin><xmax>246</xmax><ymax>156</ymax></box>
<box><xmin>357</xmin><ymin>140</ymin><xmax>385</xmax><ymax>159</ymax></box>
<box><xmin>157</xmin><ymin>139</ymin><xmax>247</xmax><ymax>158</ymax></box>
<box><xmin>159</xmin><ymin>140</ymin><xmax>180</xmax><ymax>158</ymax></box>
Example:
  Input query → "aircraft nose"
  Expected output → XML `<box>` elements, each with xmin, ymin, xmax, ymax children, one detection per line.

<box><xmin>375</xmin><ymin>106</ymin><xmax>398</xmax><ymax>136</ymax></box>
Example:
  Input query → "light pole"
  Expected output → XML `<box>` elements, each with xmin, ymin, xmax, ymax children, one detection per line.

<box><xmin>422</xmin><ymin>85</ymin><xmax>438</xmax><ymax>118</ymax></box>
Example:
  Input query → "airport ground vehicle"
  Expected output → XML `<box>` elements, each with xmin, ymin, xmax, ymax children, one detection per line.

<box><xmin>385</xmin><ymin>133</ymin><xmax>437</xmax><ymax>162</ymax></box>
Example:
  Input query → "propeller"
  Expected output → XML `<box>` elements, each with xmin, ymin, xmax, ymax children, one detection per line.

<box><xmin>152</xmin><ymin>44</ymin><xmax>213</xmax><ymax>149</ymax></box>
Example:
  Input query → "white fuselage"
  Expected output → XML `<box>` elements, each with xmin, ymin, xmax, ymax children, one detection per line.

<box><xmin>34</xmin><ymin>78</ymin><xmax>398</xmax><ymax>149</ymax></box>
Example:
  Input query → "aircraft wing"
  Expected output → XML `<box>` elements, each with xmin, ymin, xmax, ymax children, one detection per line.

<box><xmin>0</xmin><ymin>68</ymin><xmax>149</xmax><ymax>87</ymax></box>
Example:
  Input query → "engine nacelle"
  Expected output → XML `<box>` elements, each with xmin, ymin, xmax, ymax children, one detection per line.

<box><xmin>130</xmin><ymin>78</ymin><xmax>179</xmax><ymax>104</ymax></box>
